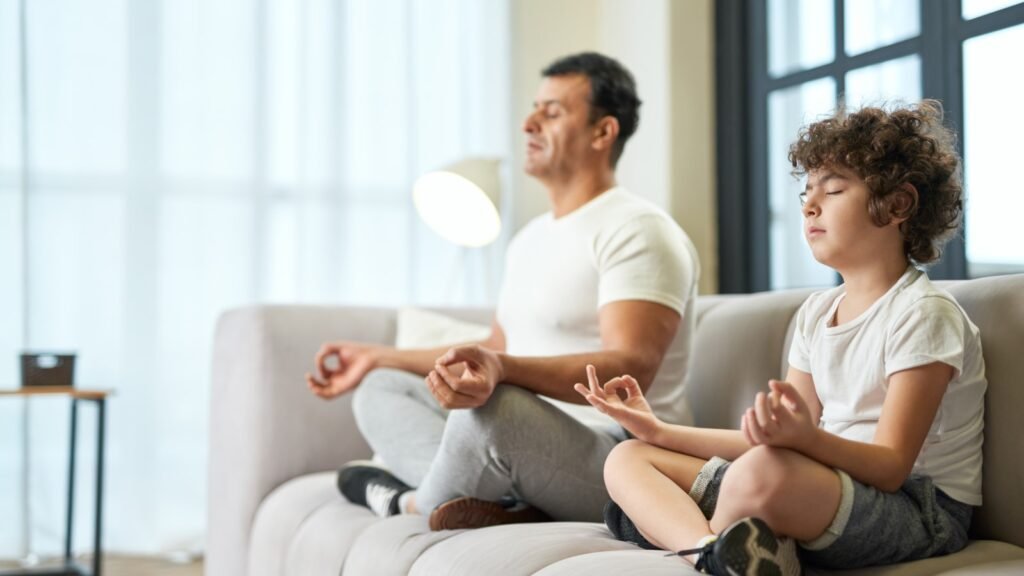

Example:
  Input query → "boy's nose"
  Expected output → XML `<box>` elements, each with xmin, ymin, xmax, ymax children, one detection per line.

<box><xmin>802</xmin><ymin>201</ymin><xmax>819</xmax><ymax>218</ymax></box>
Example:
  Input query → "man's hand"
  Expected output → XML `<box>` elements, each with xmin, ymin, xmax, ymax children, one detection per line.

<box><xmin>574</xmin><ymin>364</ymin><xmax>662</xmax><ymax>442</ymax></box>
<box><xmin>425</xmin><ymin>345</ymin><xmax>504</xmax><ymax>409</ymax></box>
<box><xmin>305</xmin><ymin>342</ymin><xmax>382</xmax><ymax>400</ymax></box>
<box><xmin>741</xmin><ymin>380</ymin><xmax>818</xmax><ymax>451</ymax></box>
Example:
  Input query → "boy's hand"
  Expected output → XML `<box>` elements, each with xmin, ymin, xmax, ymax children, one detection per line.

<box><xmin>742</xmin><ymin>379</ymin><xmax>817</xmax><ymax>451</ymax></box>
<box><xmin>574</xmin><ymin>364</ymin><xmax>661</xmax><ymax>442</ymax></box>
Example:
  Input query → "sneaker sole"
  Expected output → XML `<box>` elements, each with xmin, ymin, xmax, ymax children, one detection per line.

<box><xmin>429</xmin><ymin>497</ymin><xmax>551</xmax><ymax>531</ymax></box>
<box><xmin>714</xmin><ymin>517</ymin><xmax>801</xmax><ymax>576</ymax></box>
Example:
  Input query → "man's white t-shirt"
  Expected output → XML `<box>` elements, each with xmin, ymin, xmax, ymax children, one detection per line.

<box><xmin>496</xmin><ymin>187</ymin><xmax>700</xmax><ymax>428</ymax></box>
<box><xmin>788</xmin><ymin>266</ymin><xmax>986</xmax><ymax>505</ymax></box>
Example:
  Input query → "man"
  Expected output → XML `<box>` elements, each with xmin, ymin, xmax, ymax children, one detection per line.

<box><xmin>306</xmin><ymin>51</ymin><xmax>700</xmax><ymax>530</ymax></box>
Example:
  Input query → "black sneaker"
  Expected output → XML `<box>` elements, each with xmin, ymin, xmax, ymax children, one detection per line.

<box><xmin>603</xmin><ymin>501</ymin><xmax>658</xmax><ymax>550</ymax></box>
<box><xmin>337</xmin><ymin>460</ymin><xmax>412</xmax><ymax>517</ymax></box>
<box><xmin>670</xmin><ymin>517</ymin><xmax>801</xmax><ymax>576</ymax></box>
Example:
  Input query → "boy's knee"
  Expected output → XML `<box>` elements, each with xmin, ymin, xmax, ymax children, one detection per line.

<box><xmin>604</xmin><ymin>439</ymin><xmax>650</xmax><ymax>498</ymax></box>
<box><xmin>720</xmin><ymin>446</ymin><xmax>791</xmax><ymax>505</ymax></box>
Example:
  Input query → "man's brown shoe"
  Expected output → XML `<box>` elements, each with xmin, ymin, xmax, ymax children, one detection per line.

<box><xmin>428</xmin><ymin>496</ymin><xmax>552</xmax><ymax>531</ymax></box>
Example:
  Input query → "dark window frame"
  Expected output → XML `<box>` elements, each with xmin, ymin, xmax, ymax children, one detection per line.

<box><xmin>716</xmin><ymin>0</ymin><xmax>1024</xmax><ymax>293</ymax></box>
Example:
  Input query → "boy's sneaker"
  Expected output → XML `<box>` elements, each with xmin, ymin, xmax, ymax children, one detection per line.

<box><xmin>337</xmin><ymin>460</ymin><xmax>412</xmax><ymax>517</ymax></box>
<box><xmin>672</xmin><ymin>517</ymin><xmax>801</xmax><ymax>576</ymax></box>
<box><xmin>428</xmin><ymin>496</ymin><xmax>552</xmax><ymax>531</ymax></box>
<box><xmin>603</xmin><ymin>500</ymin><xmax>658</xmax><ymax>550</ymax></box>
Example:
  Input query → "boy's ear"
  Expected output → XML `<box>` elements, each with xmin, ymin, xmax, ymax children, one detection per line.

<box><xmin>888</xmin><ymin>183</ymin><xmax>919</xmax><ymax>225</ymax></box>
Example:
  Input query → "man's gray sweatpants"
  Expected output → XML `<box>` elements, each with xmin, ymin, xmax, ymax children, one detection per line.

<box><xmin>351</xmin><ymin>367</ymin><xmax>626</xmax><ymax>521</ymax></box>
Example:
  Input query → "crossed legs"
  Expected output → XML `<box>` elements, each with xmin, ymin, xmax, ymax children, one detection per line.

<box><xmin>352</xmin><ymin>368</ymin><xmax>622</xmax><ymax>520</ymax></box>
<box><xmin>606</xmin><ymin>440</ymin><xmax>842</xmax><ymax>553</ymax></box>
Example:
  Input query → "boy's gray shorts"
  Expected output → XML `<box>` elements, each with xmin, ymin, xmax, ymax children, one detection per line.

<box><xmin>690</xmin><ymin>457</ymin><xmax>973</xmax><ymax>570</ymax></box>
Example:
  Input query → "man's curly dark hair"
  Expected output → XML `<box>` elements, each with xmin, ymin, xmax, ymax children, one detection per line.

<box><xmin>788</xmin><ymin>100</ymin><xmax>963</xmax><ymax>265</ymax></box>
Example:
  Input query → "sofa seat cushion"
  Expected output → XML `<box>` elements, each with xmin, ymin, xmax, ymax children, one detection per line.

<box><xmin>250</xmin><ymin>473</ymin><xmax>1024</xmax><ymax>576</ymax></box>
<box><xmin>407</xmin><ymin>522</ymin><xmax>638</xmax><ymax>575</ymax></box>
<box><xmin>532</xmin><ymin>539</ymin><xmax>1024</xmax><ymax>576</ymax></box>
<box><xmin>804</xmin><ymin>540</ymin><xmax>1024</xmax><ymax>575</ymax></box>
<box><xmin>536</xmin><ymin>549</ymin><xmax>701</xmax><ymax>575</ymax></box>
<box><xmin>249</xmin><ymin>472</ymin><xmax>378</xmax><ymax>576</ymax></box>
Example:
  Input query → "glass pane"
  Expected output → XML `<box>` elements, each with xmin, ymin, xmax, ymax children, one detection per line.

<box><xmin>342</xmin><ymin>202</ymin><xmax>411</xmax><ymax>304</ymax></box>
<box><xmin>963</xmin><ymin>0</ymin><xmax>1022</xmax><ymax>19</ymax></box>
<box><xmin>845</xmin><ymin>0</ymin><xmax>919</xmax><ymax>56</ymax></box>
<box><xmin>161</xmin><ymin>0</ymin><xmax>255</xmax><ymax>181</ymax></box>
<box><xmin>263</xmin><ymin>197</ymin><xmax>345</xmax><ymax>303</ymax></box>
<box><xmin>27</xmin><ymin>0</ymin><xmax>127</xmax><ymax>176</ymax></box>
<box><xmin>342</xmin><ymin>0</ymin><xmax>411</xmax><ymax>198</ymax></box>
<box><xmin>266</xmin><ymin>0</ymin><xmax>339</xmax><ymax>190</ymax></box>
<box><xmin>768</xmin><ymin>0</ymin><xmax>835</xmax><ymax>78</ymax></box>
<box><xmin>844</xmin><ymin>55</ymin><xmax>922</xmax><ymax>109</ymax></box>
<box><xmin>768</xmin><ymin>78</ymin><xmax>838</xmax><ymax>290</ymax></box>
<box><xmin>0</xmin><ymin>190</ymin><xmax>22</xmax><ymax>386</ymax></box>
<box><xmin>963</xmin><ymin>23</ymin><xmax>1024</xmax><ymax>275</ymax></box>
<box><xmin>0</xmin><ymin>0</ymin><xmax>21</xmax><ymax>176</ymax></box>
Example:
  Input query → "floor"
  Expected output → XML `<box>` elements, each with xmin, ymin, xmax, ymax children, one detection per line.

<box><xmin>0</xmin><ymin>555</ymin><xmax>203</xmax><ymax>576</ymax></box>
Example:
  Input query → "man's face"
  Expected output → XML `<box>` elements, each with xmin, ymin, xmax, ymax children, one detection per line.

<box><xmin>522</xmin><ymin>74</ymin><xmax>598</xmax><ymax>179</ymax></box>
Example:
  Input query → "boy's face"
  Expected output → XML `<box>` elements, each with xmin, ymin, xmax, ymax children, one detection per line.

<box><xmin>801</xmin><ymin>167</ymin><xmax>904</xmax><ymax>269</ymax></box>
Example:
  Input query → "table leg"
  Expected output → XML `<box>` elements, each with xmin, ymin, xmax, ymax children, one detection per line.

<box><xmin>64</xmin><ymin>400</ymin><xmax>78</xmax><ymax>566</ymax></box>
<box><xmin>92</xmin><ymin>399</ymin><xmax>105</xmax><ymax>576</ymax></box>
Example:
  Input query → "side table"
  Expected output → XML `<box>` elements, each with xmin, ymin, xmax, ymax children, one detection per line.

<box><xmin>0</xmin><ymin>388</ymin><xmax>109</xmax><ymax>576</ymax></box>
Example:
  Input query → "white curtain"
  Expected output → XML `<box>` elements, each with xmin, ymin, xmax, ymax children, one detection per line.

<box><xmin>0</xmin><ymin>0</ymin><xmax>509</xmax><ymax>557</ymax></box>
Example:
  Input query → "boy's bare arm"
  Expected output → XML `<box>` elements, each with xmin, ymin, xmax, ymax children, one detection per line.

<box><xmin>649</xmin><ymin>366</ymin><xmax>822</xmax><ymax>460</ymax></box>
<box><xmin>646</xmin><ymin>423</ymin><xmax>752</xmax><ymax>461</ymax></box>
<box><xmin>793</xmin><ymin>362</ymin><xmax>953</xmax><ymax>492</ymax></box>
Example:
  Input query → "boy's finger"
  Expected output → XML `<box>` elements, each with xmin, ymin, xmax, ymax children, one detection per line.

<box><xmin>771</xmin><ymin>380</ymin><xmax>804</xmax><ymax>411</ymax></box>
<box><xmin>622</xmin><ymin>375</ymin><xmax>642</xmax><ymax>398</ymax></box>
<box><xmin>586</xmin><ymin>364</ymin><xmax>605</xmax><ymax>398</ymax></box>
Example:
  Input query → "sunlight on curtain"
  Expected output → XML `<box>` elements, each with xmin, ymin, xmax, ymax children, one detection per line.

<box><xmin>0</xmin><ymin>0</ymin><xmax>509</xmax><ymax>557</ymax></box>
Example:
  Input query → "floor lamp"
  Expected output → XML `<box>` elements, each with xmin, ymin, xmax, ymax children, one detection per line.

<box><xmin>412</xmin><ymin>157</ymin><xmax>502</xmax><ymax>301</ymax></box>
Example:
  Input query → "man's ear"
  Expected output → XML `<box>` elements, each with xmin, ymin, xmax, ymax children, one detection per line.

<box><xmin>888</xmin><ymin>183</ymin><xmax>919</xmax><ymax>224</ymax></box>
<box><xmin>592</xmin><ymin>116</ymin><xmax>620</xmax><ymax>151</ymax></box>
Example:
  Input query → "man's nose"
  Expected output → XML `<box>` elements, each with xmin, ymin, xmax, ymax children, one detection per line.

<box><xmin>522</xmin><ymin>110</ymin><xmax>539</xmax><ymax>133</ymax></box>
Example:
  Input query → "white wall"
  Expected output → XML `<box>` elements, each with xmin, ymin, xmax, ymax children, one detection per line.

<box><xmin>509</xmin><ymin>0</ymin><xmax>718</xmax><ymax>293</ymax></box>
<box><xmin>669</xmin><ymin>0</ymin><xmax>718</xmax><ymax>294</ymax></box>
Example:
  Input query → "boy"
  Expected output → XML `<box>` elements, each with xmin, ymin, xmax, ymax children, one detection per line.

<box><xmin>576</xmin><ymin>101</ymin><xmax>985</xmax><ymax>575</ymax></box>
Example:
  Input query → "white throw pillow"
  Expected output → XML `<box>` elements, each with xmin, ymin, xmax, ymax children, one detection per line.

<box><xmin>395</xmin><ymin>307</ymin><xmax>491</xmax><ymax>350</ymax></box>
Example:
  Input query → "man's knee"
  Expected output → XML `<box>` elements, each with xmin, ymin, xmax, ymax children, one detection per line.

<box><xmin>352</xmin><ymin>368</ymin><xmax>417</xmax><ymax>421</ymax></box>
<box><xmin>443</xmin><ymin>385</ymin><xmax>541</xmax><ymax>450</ymax></box>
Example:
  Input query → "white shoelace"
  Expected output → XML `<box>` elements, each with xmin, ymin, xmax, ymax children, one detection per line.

<box><xmin>365</xmin><ymin>482</ymin><xmax>399</xmax><ymax>517</ymax></box>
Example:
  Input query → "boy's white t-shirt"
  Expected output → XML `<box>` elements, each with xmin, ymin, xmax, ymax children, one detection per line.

<box><xmin>789</xmin><ymin>266</ymin><xmax>986</xmax><ymax>505</ymax></box>
<box><xmin>496</xmin><ymin>187</ymin><xmax>700</xmax><ymax>428</ymax></box>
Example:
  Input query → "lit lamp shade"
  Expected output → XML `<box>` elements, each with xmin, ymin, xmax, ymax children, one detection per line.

<box><xmin>413</xmin><ymin>157</ymin><xmax>502</xmax><ymax>247</ymax></box>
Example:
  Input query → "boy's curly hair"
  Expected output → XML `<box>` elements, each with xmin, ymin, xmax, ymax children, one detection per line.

<box><xmin>788</xmin><ymin>100</ymin><xmax>963</xmax><ymax>265</ymax></box>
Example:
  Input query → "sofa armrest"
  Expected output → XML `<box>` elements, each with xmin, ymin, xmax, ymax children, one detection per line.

<box><xmin>206</xmin><ymin>305</ymin><xmax>395</xmax><ymax>576</ymax></box>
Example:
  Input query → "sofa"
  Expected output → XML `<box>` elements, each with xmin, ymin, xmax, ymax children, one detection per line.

<box><xmin>206</xmin><ymin>273</ymin><xmax>1024</xmax><ymax>575</ymax></box>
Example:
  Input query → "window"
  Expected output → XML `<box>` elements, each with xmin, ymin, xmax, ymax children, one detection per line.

<box><xmin>717</xmin><ymin>0</ymin><xmax>1024</xmax><ymax>292</ymax></box>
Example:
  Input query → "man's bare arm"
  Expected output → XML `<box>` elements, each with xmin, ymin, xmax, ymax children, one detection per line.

<box><xmin>497</xmin><ymin>299</ymin><xmax>680</xmax><ymax>403</ymax></box>
<box><xmin>378</xmin><ymin>318</ymin><xmax>506</xmax><ymax>375</ymax></box>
